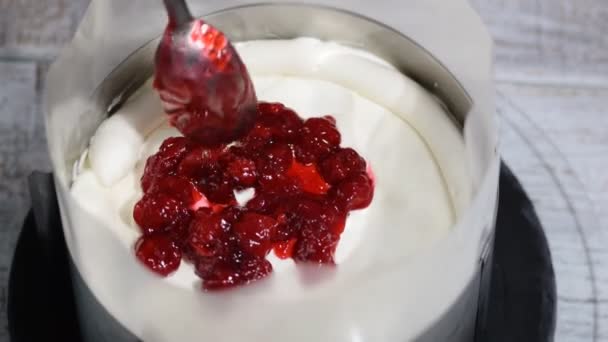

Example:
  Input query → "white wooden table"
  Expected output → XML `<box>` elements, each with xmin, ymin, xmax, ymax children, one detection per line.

<box><xmin>0</xmin><ymin>0</ymin><xmax>606</xmax><ymax>341</ymax></box>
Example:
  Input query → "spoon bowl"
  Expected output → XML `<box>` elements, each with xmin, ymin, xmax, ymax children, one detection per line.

<box><xmin>155</xmin><ymin>0</ymin><xmax>258</xmax><ymax>146</ymax></box>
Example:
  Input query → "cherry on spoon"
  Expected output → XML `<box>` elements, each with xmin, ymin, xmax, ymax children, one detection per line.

<box><xmin>154</xmin><ymin>0</ymin><xmax>258</xmax><ymax>146</ymax></box>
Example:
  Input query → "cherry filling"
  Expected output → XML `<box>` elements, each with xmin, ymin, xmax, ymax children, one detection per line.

<box><xmin>133</xmin><ymin>103</ymin><xmax>374</xmax><ymax>290</ymax></box>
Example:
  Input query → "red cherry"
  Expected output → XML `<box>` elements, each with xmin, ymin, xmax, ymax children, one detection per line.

<box><xmin>282</xmin><ymin>198</ymin><xmax>344</xmax><ymax>264</ymax></box>
<box><xmin>194</xmin><ymin>164</ymin><xmax>236</xmax><ymax>205</ymax></box>
<box><xmin>155</xmin><ymin>176</ymin><xmax>205</xmax><ymax>208</ymax></box>
<box><xmin>237</xmin><ymin>257</ymin><xmax>273</xmax><ymax>285</ymax></box>
<box><xmin>257</xmin><ymin>102</ymin><xmax>303</xmax><ymax>141</ymax></box>
<box><xmin>322</xmin><ymin>115</ymin><xmax>337</xmax><ymax>125</ymax></box>
<box><xmin>274</xmin><ymin>195</ymin><xmax>325</xmax><ymax>240</ymax></box>
<box><xmin>197</xmin><ymin>261</ymin><xmax>240</xmax><ymax>289</ymax></box>
<box><xmin>258</xmin><ymin>173</ymin><xmax>301</xmax><ymax>196</ymax></box>
<box><xmin>141</xmin><ymin>137</ymin><xmax>192</xmax><ymax>192</ymax></box>
<box><xmin>177</xmin><ymin>145</ymin><xmax>226</xmax><ymax>179</ymax></box>
<box><xmin>199</xmin><ymin>257</ymin><xmax>272</xmax><ymax>290</ymax></box>
<box><xmin>186</xmin><ymin>208</ymin><xmax>227</xmax><ymax>258</ymax></box>
<box><xmin>220</xmin><ymin>206</ymin><xmax>246</xmax><ymax>226</ymax></box>
<box><xmin>333</xmin><ymin>173</ymin><xmax>374</xmax><ymax>210</ymax></box>
<box><xmin>256</xmin><ymin>144</ymin><xmax>300</xmax><ymax>195</ymax></box>
<box><xmin>256</xmin><ymin>143</ymin><xmax>294</xmax><ymax>174</ymax></box>
<box><xmin>274</xmin><ymin>239</ymin><xmax>297</xmax><ymax>259</ymax></box>
<box><xmin>200</xmin><ymin>178</ymin><xmax>236</xmax><ymax>205</ymax></box>
<box><xmin>241</xmin><ymin>123</ymin><xmax>273</xmax><ymax>155</ymax></box>
<box><xmin>226</xmin><ymin>157</ymin><xmax>257</xmax><ymax>187</ymax></box>
<box><xmin>293</xmin><ymin>227</ymin><xmax>340</xmax><ymax>264</ymax></box>
<box><xmin>246</xmin><ymin>192</ymin><xmax>283</xmax><ymax>215</ymax></box>
<box><xmin>135</xmin><ymin>234</ymin><xmax>181</xmax><ymax>276</ymax></box>
<box><xmin>295</xmin><ymin>117</ymin><xmax>341</xmax><ymax>164</ymax></box>
<box><xmin>320</xmin><ymin>148</ymin><xmax>366</xmax><ymax>184</ymax></box>
<box><xmin>133</xmin><ymin>193</ymin><xmax>191</xmax><ymax>235</ymax></box>
<box><xmin>233</xmin><ymin>213</ymin><xmax>278</xmax><ymax>258</ymax></box>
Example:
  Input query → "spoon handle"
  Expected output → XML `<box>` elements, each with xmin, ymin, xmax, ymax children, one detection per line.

<box><xmin>162</xmin><ymin>0</ymin><xmax>193</xmax><ymax>28</ymax></box>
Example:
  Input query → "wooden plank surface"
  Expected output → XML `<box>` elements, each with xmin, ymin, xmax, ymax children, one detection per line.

<box><xmin>471</xmin><ymin>0</ymin><xmax>608</xmax><ymax>87</ymax></box>
<box><xmin>0</xmin><ymin>61</ymin><xmax>39</xmax><ymax>342</ymax></box>
<box><xmin>497</xmin><ymin>88</ymin><xmax>608</xmax><ymax>341</ymax></box>
<box><xmin>0</xmin><ymin>0</ymin><xmax>88</xmax><ymax>60</ymax></box>
<box><xmin>0</xmin><ymin>0</ymin><xmax>606</xmax><ymax>341</ymax></box>
<box><xmin>497</xmin><ymin>84</ymin><xmax>608</xmax><ymax>244</ymax></box>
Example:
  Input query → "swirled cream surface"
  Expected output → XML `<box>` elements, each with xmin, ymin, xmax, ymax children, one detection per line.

<box><xmin>69</xmin><ymin>38</ymin><xmax>471</xmax><ymax>342</ymax></box>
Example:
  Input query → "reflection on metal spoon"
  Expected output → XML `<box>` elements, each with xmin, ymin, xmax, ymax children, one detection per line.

<box><xmin>155</xmin><ymin>0</ymin><xmax>258</xmax><ymax>146</ymax></box>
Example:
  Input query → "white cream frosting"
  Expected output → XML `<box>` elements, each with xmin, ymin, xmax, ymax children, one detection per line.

<box><xmin>70</xmin><ymin>38</ymin><xmax>472</xmax><ymax>341</ymax></box>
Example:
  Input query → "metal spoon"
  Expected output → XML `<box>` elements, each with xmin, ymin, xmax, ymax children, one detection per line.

<box><xmin>155</xmin><ymin>0</ymin><xmax>258</xmax><ymax>146</ymax></box>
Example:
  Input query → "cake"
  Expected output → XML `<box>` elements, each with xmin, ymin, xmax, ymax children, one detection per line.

<box><xmin>67</xmin><ymin>38</ymin><xmax>473</xmax><ymax>341</ymax></box>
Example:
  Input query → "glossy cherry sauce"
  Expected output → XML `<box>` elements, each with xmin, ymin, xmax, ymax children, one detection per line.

<box><xmin>133</xmin><ymin>103</ymin><xmax>375</xmax><ymax>290</ymax></box>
